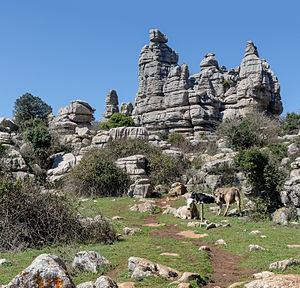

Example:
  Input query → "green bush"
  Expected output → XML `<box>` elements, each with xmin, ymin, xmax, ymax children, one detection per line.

<box><xmin>76</xmin><ymin>139</ymin><xmax>185</xmax><ymax>187</ymax></box>
<box><xmin>281</xmin><ymin>112</ymin><xmax>300</xmax><ymax>134</ymax></box>
<box><xmin>267</xmin><ymin>142</ymin><xmax>288</xmax><ymax>163</ymax></box>
<box><xmin>217</xmin><ymin>112</ymin><xmax>281</xmax><ymax>150</ymax></box>
<box><xmin>168</xmin><ymin>132</ymin><xmax>186</xmax><ymax>146</ymax></box>
<box><xmin>0</xmin><ymin>176</ymin><xmax>116</xmax><ymax>251</ymax></box>
<box><xmin>0</xmin><ymin>142</ymin><xmax>6</xmax><ymax>159</ymax></box>
<box><xmin>99</xmin><ymin>113</ymin><xmax>135</xmax><ymax>130</ymax></box>
<box><xmin>13</xmin><ymin>93</ymin><xmax>52</xmax><ymax>126</ymax></box>
<box><xmin>234</xmin><ymin>147</ymin><xmax>286</xmax><ymax>215</ymax></box>
<box><xmin>24</xmin><ymin>119</ymin><xmax>51</xmax><ymax>151</ymax></box>
<box><xmin>68</xmin><ymin>153</ymin><xmax>131</xmax><ymax>197</ymax></box>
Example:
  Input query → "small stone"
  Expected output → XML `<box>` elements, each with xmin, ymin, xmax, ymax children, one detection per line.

<box><xmin>123</xmin><ymin>227</ymin><xmax>142</xmax><ymax>236</ymax></box>
<box><xmin>287</xmin><ymin>244</ymin><xmax>300</xmax><ymax>248</ymax></box>
<box><xmin>94</xmin><ymin>276</ymin><xmax>118</xmax><ymax>288</ymax></box>
<box><xmin>199</xmin><ymin>246</ymin><xmax>211</xmax><ymax>252</ymax></box>
<box><xmin>260</xmin><ymin>235</ymin><xmax>267</xmax><ymax>238</ymax></box>
<box><xmin>117</xmin><ymin>282</ymin><xmax>135</xmax><ymax>288</ymax></box>
<box><xmin>160</xmin><ymin>253</ymin><xmax>180</xmax><ymax>257</ymax></box>
<box><xmin>0</xmin><ymin>259</ymin><xmax>12</xmax><ymax>266</ymax></box>
<box><xmin>222</xmin><ymin>223</ymin><xmax>231</xmax><ymax>228</ymax></box>
<box><xmin>269</xmin><ymin>258</ymin><xmax>300</xmax><ymax>270</ymax></box>
<box><xmin>248</xmin><ymin>245</ymin><xmax>266</xmax><ymax>252</ymax></box>
<box><xmin>249</xmin><ymin>230</ymin><xmax>262</xmax><ymax>235</ymax></box>
<box><xmin>112</xmin><ymin>216</ymin><xmax>124</xmax><ymax>220</ymax></box>
<box><xmin>215</xmin><ymin>239</ymin><xmax>227</xmax><ymax>246</ymax></box>
<box><xmin>156</xmin><ymin>263</ymin><xmax>181</xmax><ymax>279</ymax></box>
<box><xmin>187</xmin><ymin>222</ymin><xmax>206</xmax><ymax>228</ymax></box>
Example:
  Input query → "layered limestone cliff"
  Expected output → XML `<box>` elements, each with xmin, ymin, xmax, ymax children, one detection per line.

<box><xmin>129</xmin><ymin>29</ymin><xmax>282</xmax><ymax>138</ymax></box>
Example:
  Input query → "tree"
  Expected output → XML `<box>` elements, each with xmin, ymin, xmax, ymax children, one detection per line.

<box><xmin>281</xmin><ymin>112</ymin><xmax>300</xmax><ymax>134</ymax></box>
<box><xmin>13</xmin><ymin>93</ymin><xmax>52</xmax><ymax>125</ymax></box>
<box><xmin>99</xmin><ymin>113</ymin><xmax>135</xmax><ymax>130</ymax></box>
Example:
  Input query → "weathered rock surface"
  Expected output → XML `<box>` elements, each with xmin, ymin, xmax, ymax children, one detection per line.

<box><xmin>281</xmin><ymin>157</ymin><xmax>300</xmax><ymax>219</ymax></box>
<box><xmin>0</xmin><ymin>118</ymin><xmax>18</xmax><ymax>132</ymax></box>
<box><xmin>72</xmin><ymin>251</ymin><xmax>110</xmax><ymax>273</ymax></box>
<box><xmin>130</xmin><ymin>200</ymin><xmax>158</xmax><ymax>213</ymax></box>
<box><xmin>128</xmin><ymin>257</ymin><xmax>156</xmax><ymax>279</ymax></box>
<box><xmin>269</xmin><ymin>258</ymin><xmax>300</xmax><ymax>270</ymax></box>
<box><xmin>245</xmin><ymin>274</ymin><xmax>300</xmax><ymax>288</ymax></box>
<box><xmin>94</xmin><ymin>276</ymin><xmax>118</xmax><ymax>288</ymax></box>
<box><xmin>103</xmin><ymin>90</ymin><xmax>119</xmax><ymax>119</ymax></box>
<box><xmin>132</xmin><ymin>29</ymin><xmax>282</xmax><ymax>138</ymax></box>
<box><xmin>4</xmin><ymin>254</ymin><xmax>75</xmax><ymax>288</ymax></box>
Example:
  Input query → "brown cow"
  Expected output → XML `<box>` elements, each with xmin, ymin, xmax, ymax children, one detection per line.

<box><xmin>214</xmin><ymin>187</ymin><xmax>245</xmax><ymax>217</ymax></box>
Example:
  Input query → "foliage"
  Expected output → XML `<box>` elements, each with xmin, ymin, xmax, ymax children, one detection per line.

<box><xmin>0</xmin><ymin>142</ymin><xmax>7</xmax><ymax>159</ymax></box>
<box><xmin>99</xmin><ymin>113</ymin><xmax>135</xmax><ymax>130</ymax></box>
<box><xmin>156</xmin><ymin>131</ymin><xmax>168</xmax><ymax>141</ymax></box>
<box><xmin>234</xmin><ymin>147</ymin><xmax>286</xmax><ymax>215</ymax></box>
<box><xmin>209</xmin><ymin>163</ymin><xmax>236</xmax><ymax>187</ymax></box>
<box><xmin>68</xmin><ymin>153</ymin><xmax>131</xmax><ymax>197</ymax></box>
<box><xmin>266</xmin><ymin>142</ymin><xmax>288</xmax><ymax>163</ymax></box>
<box><xmin>167</xmin><ymin>132</ymin><xmax>186</xmax><ymax>146</ymax></box>
<box><xmin>281</xmin><ymin>112</ymin><xmax>300</xmax><ymax>134</ymax></box>
<box><xmin>0</xmin><ymin>176</ymin><xmax>116</xmax><ymax>251</ymax></box>
<box><xmin>13</xmin><ymin>93</ymin><xmax>52</xmax><ymax>126</ymax></box>
<box><xmin>217</xmin><ymin>112</ymin><xmax>281</xmax><ymax>150</ymax></box>
<box><xmin>24</xmin><ymin>119</ymin><xmax>52</xmax><ymax>151</ymax></box>
<box><xmin>222</xmin><ymin>79</ymin><xmax>231</xmax><ymax>91</ymax></box>
<box><xmin>89</xmin><ymin>139</ymin><xmax>185</xmax><ymax>186</ymax></box>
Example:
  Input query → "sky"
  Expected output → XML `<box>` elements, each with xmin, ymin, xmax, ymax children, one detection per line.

<box><xmin>0</xmin><ymin>0</ymin><xmax>299</xmax><ymax>120</ymax></box>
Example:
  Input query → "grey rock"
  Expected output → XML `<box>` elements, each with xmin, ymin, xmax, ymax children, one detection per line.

<box><xmin>120</xmin><ymin>102</ymin><xmax>133</xmax><ymax>116</ymax></box>
<box><xmin>0</xmin><ymin>259</ymin><xmax>12</xmax><ymax>266</ymax></box>
<box><xmin>103</xmin><ymin>90</ymin><xmax>119</xmax><ymax>119</ymax></box>
<box><xmin>128</xmin><ymin>257</ymin><xmax>156</xmax><ymax>279</ymax></box>
<box><xmin>72</xmin><ymin>251</ymin><xmax>110</xmax><ymax>273</ymax></box>
<box><xmin>0</xmin><ymin>132</ymin><xmax>12</xmax><ymax>145</ymax></box>
<box><xmin>0</xmin><ymin>118</ymin><xmax>18</xmax><ymax>132</ymax></box>
<box><xmin>248</xmin><ymin>244</ymin><xmax>266</xmax><ymax>252</ymax></box>
<box><xmin>269</xmin><ymin>258</ymin><xmax>300</xmax><ymax>270</ymax></box>
<box><xmin>130</xmin><ymin>200</ymin><xmax>157</xmax><ymax>212</ymax></box>
<box><xmin>149</xmin><ymin>28</ymin><xmax>168</xmax><ymax>43</ymax></box>
<box><xmin>76</xmin><ymin>282</ymin><xmax>95</xmax><ymax>288</ymax></box>
<box><xmin>272</xmin><ymin>207</ymin><xmax>294</xmax><ymax>225</ymax></box>
<box><xmin>0</xmin><ymin>148</ymin><xmax>28</xmax><ymax>172</ymax></box>
<box><xmin>94</xmin><ymin>276</ymin><xmax>118</xmax><ymax>288</ymax></box>
<box><xmin>5</xmin><ymin>254</ymin><xmax>75</xmax><ymax>288</ymax></box>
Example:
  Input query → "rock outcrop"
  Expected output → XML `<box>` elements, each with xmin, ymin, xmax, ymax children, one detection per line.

<box><xmin>131</xmin><ymin>29</ymin><xmax>283</xmax><ymax>138</ymax></box>
<box><xmin>103</xmin><ymin>90</ymin><xmax>119</xmax><ymax>119</ymax></box>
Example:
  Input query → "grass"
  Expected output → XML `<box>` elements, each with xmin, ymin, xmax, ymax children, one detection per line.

<box><xmin>0</xmin><ymin>196</ymin><xmax>300</xmax><ymax>287</ymax></box>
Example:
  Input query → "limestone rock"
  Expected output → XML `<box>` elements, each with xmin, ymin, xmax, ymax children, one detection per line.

<box><xmin>0</xmin><ymin>132</ymin><xmax>13</xmax><ymax>144</ymax></box>
<box><xmin>0</xmin><ymin>259</ymin><xmax>12</xmax><ymax>266</ymax></box>
<box><xmin>72</xmin><ymin>251</ymin><xmax>110</xmax><ymax>273</ymax></box>
<box><xmin>103</xmin><ymin>90</ymin><xmax>119</xmax><ymax>119</ymax></box>
<box><xmin>94</xmin><ymin>276</ymin><xmax>118</xmax><ymax>288</ymax></box>
<box><xmin>130</xmin><ymin>200</ymin><xmax>157</xmax><ymax>213</ymax></box>
<box><xmin>123</xmin><ymin>227</ymin><xmax>142</xmax><ymax>236</ymax></box>
<box><xmin>248</xmin><ymin>244</ymin><xmax>266</xmax><ymax>252</ymax></box>
<box><xmin>149</xmin><ymin>28</ymin><xmax>168</xmax><ymax>43</ymax></box>
<box><xmin>178</xmin><ymin>272</ymin><xmax>201</xmax><ymax>283</ymax></box>
<box><xmin>272</xmin><ymin>207</ymin><xmax>294</xmax><ymax>225</ymax></box>
<box><xmin>253</xmin><ymin>271</ymin><xmax>275</xmax><ymax>279</ymax></box>
<box><xmin>1</xmin><ymin>148</ymin><xmax>28</xmax><ymax>172</ymax></box>
<box><xmin>128</xmin><ymin>257</ymin><xmax>156</xmax><ymax>279</ymax></box>
<box><xmin>76</xmin><ymin>282</ymin><xmax>95</xmax><ymax>288</ymax></box>
<box><xmin>269</xmin><ymin>258</ymin><xmax>300</xmax><ymax>271</ymax></box>
<box><xmin>156</xmin><ymin>263</ymin><xmax>181</xmax><ymax>279</ymax></box>
<box><xmin>245</xmin><ymin>274</ymin><xmax>300</xmax><ymax>288</ymax></box>
<box><xmin>120</xmin><ymin>103</ymin><xmax>133</xmax><ymax>116</ymax></box>
<box><xmin>0</xmin><ymin>118</ymin><xmax>18</xmax><ymax>132</ymax></box>
<box><xmin>5</xmin><ymin>254</ymin><xmax>75</xmax><ymax>288</ymax></box>
<box><xmin>128</xmin><ymin>178</ymin><xmax>153</xmax><ymax>198</ymax></box>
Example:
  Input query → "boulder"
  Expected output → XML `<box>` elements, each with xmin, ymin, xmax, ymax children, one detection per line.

<box><xmin>72</xmin><ymin>251</ymin><xmax>110</xmax><ymax>273</ymax></box>
<box><xmin>94</xmin><ymin>276</ymin><xmax>118</xmax><ymax>288</ymax></box>
<box><xmin>245</xmin><ymin>274</ymin><xmax>300</xmax><ymax>288</ymax></box>
<box><xmin>269</xmin><ymin>258</ymin><xmax>300</xmax><ymax>270</ymax></box>
<box><xmin>248</xmin><ymin>245</ymin><xmax>266</xmax><ymax>252</ymax></box>
<box><xmin>5</xmin><ymin>254</ymin><xmax>75</xmax><ymax>288</ymax></box>
<box><xmin>128</xmin><ymin>257</ymin><xmax>156</xmax><ymax>279</ymax></box>
<box><xmin>130</xmin><ymin>200</ymin><xmax>157</xmax><ymax>213</ymax></box>
<box><xmin>0</xmin><ymin>117</ymin><xmax>18</xmax><ymax>132</ymax></box>
<box><xmin>103</xmin><ymin>90</ymin><xmax>119</xmax><ymax>119</ymax></box>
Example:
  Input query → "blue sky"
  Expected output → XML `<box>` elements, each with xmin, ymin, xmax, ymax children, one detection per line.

<box><xmin>0</xmin><ymin>0</ymin><xmax>299</xmax><ymax>119</ymax></box>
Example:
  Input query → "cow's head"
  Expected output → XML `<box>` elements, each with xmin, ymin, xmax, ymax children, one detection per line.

<box><xmin>214</xmin><ymin>193</ymin><xmax>223</xmax><ymax>205</ymax></box>
<box><xmin>186</xmin><ymin>198</ymin><xmax>195</xmax><ymax>210</ymax></box>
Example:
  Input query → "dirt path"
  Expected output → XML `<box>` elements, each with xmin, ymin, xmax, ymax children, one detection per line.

<box><xmin>145</xmin><ymin>197</ymin><xmax>253</xmax><ymax>288</ymax></box>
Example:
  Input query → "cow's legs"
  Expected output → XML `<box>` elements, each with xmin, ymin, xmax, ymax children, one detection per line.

<box><xmin>223</xmin><ymin>202</ymin><xmax>230</xmax><ymax>216</ymax></box>
<box><xmin>217</xmin><ymin>204</ymin><xmax>222</xmax><ymax>216</ymax></box>
<box><xmin>237</xmin><ymin>197</ymin><xmax>242</xmax><ymax>216</ymax></box>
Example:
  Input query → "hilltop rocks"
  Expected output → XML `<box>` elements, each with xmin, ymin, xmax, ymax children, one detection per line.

<box><xmin>0</xmin><ymin>118</ymin><xmax>18</xmax><ymax>132</ymax></box>
<box><xmin>132</xmin><ymin>29</ymin><xmax>282</xmax><ymax>137</ymax></box>
<box><xmin>4</xmin><ymin>254</ymin><xmax>75</xmax><ymax>288</ymax></box>
<box><xmin>103</xmin><ymin>90</ymin><xmax>119</xmax><ymax>119</ymax></box>
<box><xmin>245</xmin><ymin>274</ymin><xmax>300</xmax><ymax>288</ymax></box>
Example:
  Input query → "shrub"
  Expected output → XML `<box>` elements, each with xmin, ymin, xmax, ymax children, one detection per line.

<box><xmin>266</xmin><ymin>142</ymin><xmax>288</xmax><ymax>163</ymax></box>
<box><xmin>0</xmin><ymin>176</ymin><xmax>116</xmax><ymax>251</ymax></box>
<box><xmin>234</xmin><ymin>147</ymin><xmax>286</xmax><ymax>215</ymax></box>
<box><xmin>99</xmin><ymin>113</ymin><xmax>135</xmax><ymax>130</ymax></box>
<box><xmin>13</xmin><ymin>93</ymin><xmax>52</xmax><ymax>126</ymax></box>
<box><xmin>281</xmin><ymin>112</ymin><xmax>300</xmax><ymax>134</ymax></box>
<box><xmin>24</xmin><ymin>119</ymin><xmax>52</xmax><ymax>151</ymax></box>
<box><xmin>0</xmin><ymin>142</ymin><xmax>6</xmax><ymax>159</ymax></box>
<box><xmin>71</xmin><ymin>139</ymin><xmax>185</xmax><ymax>188</ymax></box>
<box><xmin>68</xmin><ymin>153</ymin><xmax>131</xmax><ymax>197</ymax></box>
<box><xmin>217</xmin><ymin>112</ymin><xmax>281</xmax><ymax>150</ymax></box>
<box><xmin>168</xmin><ymin>132</ymin><xmax>186</xmax><ymax>146</ymax></box>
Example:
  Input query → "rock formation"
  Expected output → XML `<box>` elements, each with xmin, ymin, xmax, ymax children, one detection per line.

<box><xmin>131</xmin><ymin>29</ymin><xmax>283</xmax><ymax>138</ymax></box>
<box><xmin>103</xmin><ymin>90</ymin><xmax>119</xmax><ymax>119</ymax></box>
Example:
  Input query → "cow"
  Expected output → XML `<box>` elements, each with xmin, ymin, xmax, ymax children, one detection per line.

<box><xmin>175</xmin><ymin>198</ymin><xmax>200</xmax><ymax>220</ymax></box>
<box><xmin>190</xmin><ymin>192</ymin><xmax>215</xmax><ymax>204</ymax></box>
<box><xmin>213</xmin><ymin>187</ymin><xmax>245</xmax><ymax>217</ymax></box>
